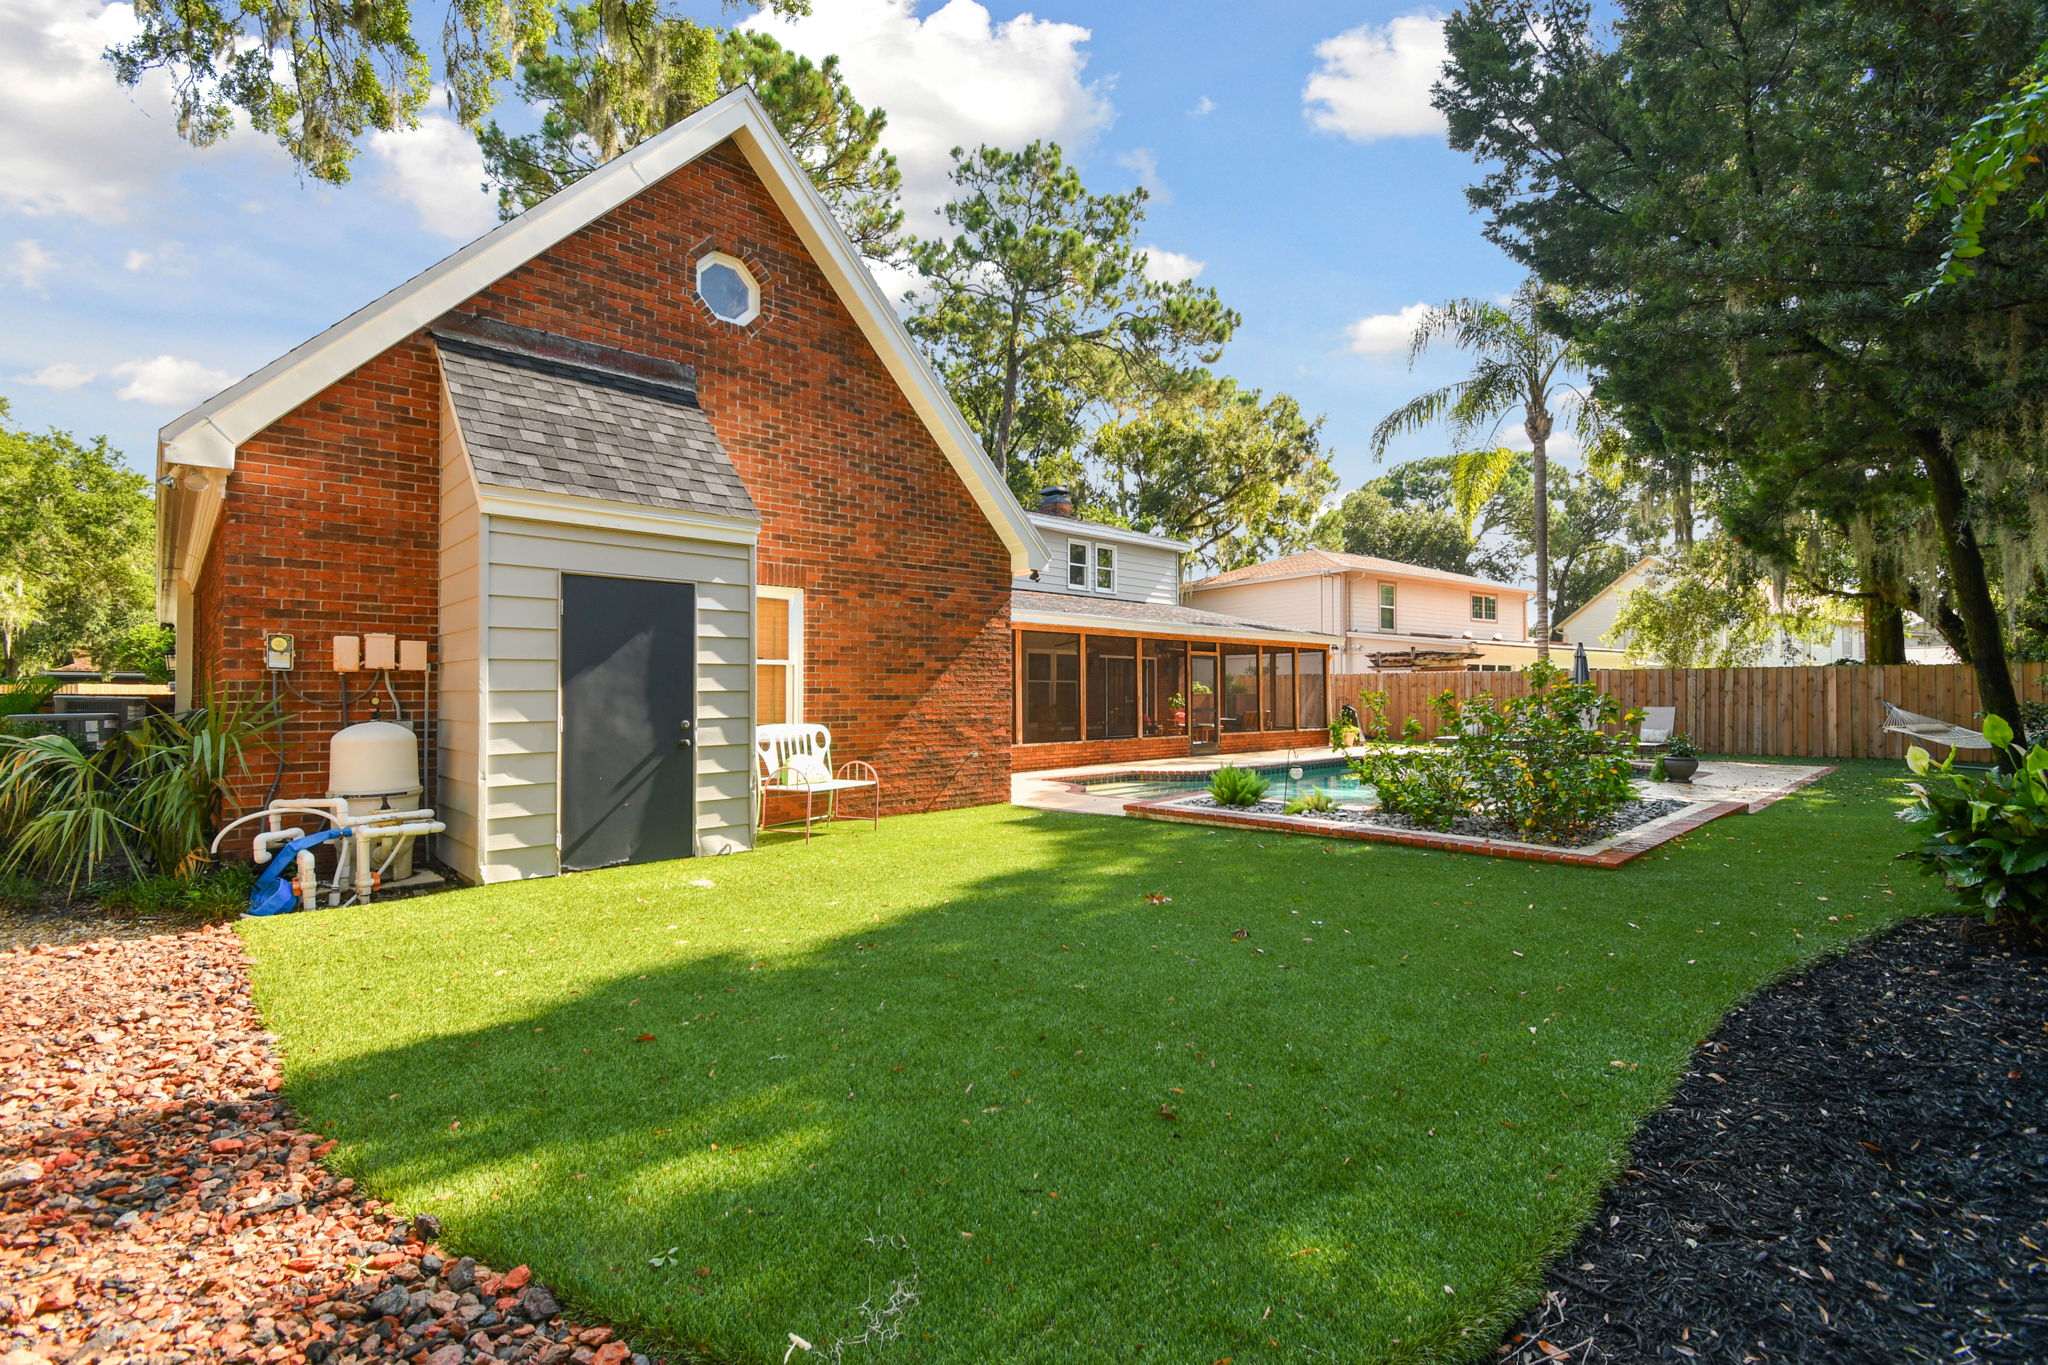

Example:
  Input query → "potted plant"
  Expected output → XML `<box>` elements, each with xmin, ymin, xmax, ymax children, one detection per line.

<box><xmin>1655</xmin><ymin>733</ymin><xmax>1700</xmax><ymax>782</ymax></box>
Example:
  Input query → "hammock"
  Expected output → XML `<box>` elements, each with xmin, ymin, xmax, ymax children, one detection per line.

<box><xmin>1880</xmin><ymin>700</ymin><xmax>1991</xmax><ymax>753</ymax></box>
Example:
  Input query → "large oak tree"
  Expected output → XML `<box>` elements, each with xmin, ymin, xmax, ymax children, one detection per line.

<box><xmin>1438</xmin><ymin>0</ymin><xmax>2048</xmax><ymax>737</ymax></box>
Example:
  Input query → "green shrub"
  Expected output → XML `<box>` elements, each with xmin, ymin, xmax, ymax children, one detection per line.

<box><xmin>1351</xmin><ymin>747</ymin><xmax>1474</xmax><ymax>828</ymax></box>
<box><xmin>1283</xmin><ymin>787</ymin><xmax>1337</xmax><ymax>815</ymax></box>
<box><xmin>1348</xmin><ymin>661</ymin><xmax>1637</xmax><ymax>840</ymax></box>
<box><xmin>1898</xmin><ymin>715</ymin><xmax>2048</xmax><ymax>932</ymax></box>
<box><xmin>0</xmin><ymin>693</ymin><xmax>279</xmax><ymax>892</ymax></box>
<box><xmin>1208</xmin><ymin>765</ymin><xmax>1270</xmax><ymax>807</ymax></box>
<box><xmin>1355</xmin><ymin>689</ymin><xmax>1393</xmax><ymax>744</ymax></box>
<box><xmin>1664</xmin><ymin>732</ymin><xmax>1700</xmax><ymax>758</ymax></box>
<box><xmin>0</xmin><ymin>676</ymin><xmax>62</xmax><ymax>719</ymax></box>
<box><xmin>1400</xmin><ymin>716</ymin><xmax>1425</xmax><ymax>742</ymax></box>
<box><xmin>94</xmin><ymin>864</ymin><xmax>254</xmax><ymax>920</ymax></box>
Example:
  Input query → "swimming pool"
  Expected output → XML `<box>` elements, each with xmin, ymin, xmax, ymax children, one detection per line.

<box><xmin>1082</xmin><ymin>758</ymin><xmax>1371</xmax><ymax>804</ymax></box>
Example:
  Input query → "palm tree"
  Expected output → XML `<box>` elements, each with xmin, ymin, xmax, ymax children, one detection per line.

<box><xmin>1369</xmin><ymin>280</ymin><xmax>1601</xmax><ymax>658</ymax></box>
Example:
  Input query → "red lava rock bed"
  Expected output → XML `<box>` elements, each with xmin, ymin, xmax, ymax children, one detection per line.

<box><xmin>1</xmin><ymin>925</ymin><xmax>657</xmax><ymax>1365</ymax></box>
<box><xmin>1500</xmin><ymin>913</ymin><xmax>2048</xmax><ymax>1364</ymax></box>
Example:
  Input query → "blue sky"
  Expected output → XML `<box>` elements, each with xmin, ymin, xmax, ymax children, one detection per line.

<box><xmin>0</xmin><ymin>0</ymin><xmax>1542</xmax><ymax>493</ymax></box>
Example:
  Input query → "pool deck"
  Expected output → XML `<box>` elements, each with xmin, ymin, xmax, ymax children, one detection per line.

<box><xmin>1012</xmin><ymin>749</ymin><xmax>1837</xmax><ymax>821</ymax></box>
<box><xmin>1012</xmin><ymin>745</ymin><xmax>1352</xmax><ymax>817</ymax></box>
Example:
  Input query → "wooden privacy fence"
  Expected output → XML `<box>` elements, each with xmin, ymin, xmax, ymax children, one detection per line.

<box><xmin>1328</xmin><ymin>663</ymin><xmax>2048</xmax><ymax>761</ymax></box>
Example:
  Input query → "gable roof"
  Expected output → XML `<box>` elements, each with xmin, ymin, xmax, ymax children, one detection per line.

<box><xmin>155</xmin><ymin>86</ymin><xmax>1044</xmax><ymax>599</ymax></box>
<box><xmin>1553</xmin><ymin>556</ymin><xmax>1660</xmax><ymax>634</ymax></box>
<box><xmin>434</xmin><ymin>327</ymin><xmax>756</xmax><ymax>523</ymax></box>
<box><xmin>1189</xmin><ymin>548</ymin><xmax>1527</xmax><ymax>594</ymax></box>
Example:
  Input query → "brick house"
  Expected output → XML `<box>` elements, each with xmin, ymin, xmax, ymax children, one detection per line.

<box><xmin>1010</xmin><ymin>490</ymin><xmax>1339</xmax><ymax>770</ymax></box>
<box><xmin>154</xmin><ymin>90</ymin><xmax>1041</xmax><ymax>884</ymax></box>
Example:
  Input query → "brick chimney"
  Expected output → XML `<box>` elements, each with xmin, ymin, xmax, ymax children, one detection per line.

<box><xmin>1035</xmin><ymin>487</ymin><xmax>1075</xmax><ymax>518</ymax></box>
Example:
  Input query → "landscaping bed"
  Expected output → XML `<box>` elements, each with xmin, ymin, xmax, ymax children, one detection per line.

<box><xmin>1500</xmin><ymin>913</ymin><xmax>2048</xmax><ymax>1364</ymax></box>
<box><xmin>1178</xmin><ymin>794</ymin><xmax>1693</xmax><ymax>848</ymax></box>
<box><xmin>0</xmin><ymin>926</ymin><xmax>652</xmax><ymax>1365</ymax></box>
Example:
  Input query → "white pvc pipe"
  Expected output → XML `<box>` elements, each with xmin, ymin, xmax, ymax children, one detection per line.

<box><xmin>251</xmin><ymin>827</ymin><xmax>306</xmax><ymax>861</ymax></box>
<box><xmin>295</xmin><ymin>849</ymin><xmax>318</xmax><ymax>913</ymax></box>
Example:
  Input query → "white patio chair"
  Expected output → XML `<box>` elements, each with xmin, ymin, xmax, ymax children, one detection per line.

<box><xmin>1635</xmin><ymin>706</ymin><xmax>1677</xmax><ymax>752</ymax></box>
<box><xmin>756</xmin><ymin>722</ymin><xmax>881</xmax><ymax>842</ymax></box>
<box><xmin>1880</xmin><ymin>700</ymin><xmax>1991</xmax><ymax>757</ymax></box>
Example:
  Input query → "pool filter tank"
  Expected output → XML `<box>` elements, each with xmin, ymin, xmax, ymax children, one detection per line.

<box><xmin>327</xmin><ymin>720</ymin><xmax>424</xmax><ymax>879</ymax></box>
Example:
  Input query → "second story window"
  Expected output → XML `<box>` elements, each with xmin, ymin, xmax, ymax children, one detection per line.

<box><xmin>1068</xmin><ymin>540</ymin><xmax>1117</xmax><ymax>594</ymax></box>
<box><xmin>1379</xmin><ymin>582</ymin><xmax>1397</xmax><ymax>631</ymax></box>
<box><xmin>1471</xmin><ymin>594</ymin><xmax>1498</xmax><ymax>621</ymax></box>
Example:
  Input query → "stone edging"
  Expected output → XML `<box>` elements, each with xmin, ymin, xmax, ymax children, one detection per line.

<box><xmin>1121</xmin><ymin>796</ymin><xmax>1751</xmax><ymax>867</ymax></box>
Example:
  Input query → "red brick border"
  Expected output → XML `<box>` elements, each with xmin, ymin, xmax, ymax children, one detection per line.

<box><xmin>1120</xmin><ymin>797</ymin><xmax>1751</xmax><ymax>867</ymax></box>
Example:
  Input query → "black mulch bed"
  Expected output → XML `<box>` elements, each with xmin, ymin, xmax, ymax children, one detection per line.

<box><xmin>1500</xmin><ymin>914</ymin><xmax>2048</xmax><ymax>1364</ymax></box>
<box><xmin>1176</xmin><ymin>795</ymin><xmax>1693</xmax><ymax>847</ymax></box>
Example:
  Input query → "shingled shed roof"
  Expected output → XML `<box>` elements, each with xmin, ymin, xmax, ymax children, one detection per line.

<box><xmin>434</xmin><ymin>330</ymin><xmax>757</xmax><ymax>523</ymax></box>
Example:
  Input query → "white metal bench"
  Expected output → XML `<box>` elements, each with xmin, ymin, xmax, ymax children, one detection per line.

<box><xmin>1635</xmin><ymin>706</ymin><xmax>1676</xmax><ymax>753</ymax></box>
<box><xmin>756</xmin><ymin>722</ymin><xmax>881</xmax><ymax>842</ymax></box>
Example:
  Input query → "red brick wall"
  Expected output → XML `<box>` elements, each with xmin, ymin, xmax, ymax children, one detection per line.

<box><xmin>453</xmin><ymin>140</ymin><xmax>1012</xmax><ymax>815</ymax></box>
<box><xmin>1011</xmin><ymin>729</ymin><xmax>1334</xmax><ymax>773</ymax></box>
<box><xmin>193</xmin><ymin>341</ymin><xmax>441</xmax><ymax>815</ymax></box>
<box><xmin>197</xmin><ymin>137</ymin><xmax>1013</xmax><ymax>824</ymax></box>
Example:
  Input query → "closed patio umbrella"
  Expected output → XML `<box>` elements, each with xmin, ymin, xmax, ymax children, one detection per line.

<box><xmin>1571</xmin><ymin>641</ymin><xmax>1590</xmax><ymax>684</ymax></box>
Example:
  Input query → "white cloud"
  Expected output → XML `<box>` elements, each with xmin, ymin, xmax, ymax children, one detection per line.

<box><xmin>747</xmin><ymin>0</ymin><xmax>1115</xmax><ymax>228</ymax></box>
<box><xmin>0</xmin><ymin>0</ymin><xmax>203</xmax><ymax>221</ymax></box>
<box><xmin>1189</xmin><ymin>95</ymin><xmax>1216</xmax><ymax>117</ymax></box>
<box><xmin>6</xmin><ymin>239</ymin><xmax>58</xmax><ymax>291</ymax></box>
<box><xmin>1138</xmin><ymin>246</ymin><xmax>1204</xmax><ymax>285</ymax></box>
<box><xmin>1345</xmin><ymin>301</ymin><xmax>1432</xmax><ymax>356</ymax></box>
<box><xmin>367</xmin><ymin>111</ymin><xmax>500</xmax><ymax>242</ymax></box>
<box><xmin>1303</xmin><ymin>13</ymin><xmax>1450</xmax><ymax>143</ymax></box>
<box><xmin>122</xmin><ymin>242</ymin><xmax>192</xmax><ymax>274</ymax></box>
<box><xmin>1505</xmin><ymin>423</ymin><xmax>1581</xmax><ymax>459</ymax></box>
<box><xmin>1116</xmin><ymin>148</ymin><xmax>1170</xmax><ymax>206</ymax></box>
<box><xmin>12</xmin><ymin>361</ymin><xmax>97</xmax><ymax>390</ymax></box>
<box><xmin>109</xmin><ymin>355</ymin><xmax>239</xmax><ymax>407</ymax></box>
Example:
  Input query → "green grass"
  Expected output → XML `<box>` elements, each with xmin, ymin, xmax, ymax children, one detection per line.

<box><xmin>240</xmin><ymin>760</ymin><xmax>1946</xmax><ymax>1365</ymax></box>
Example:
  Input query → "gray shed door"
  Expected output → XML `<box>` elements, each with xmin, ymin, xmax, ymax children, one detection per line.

<box><xmin>559</xmin><ymin>574</ymin><xmax>697</xmax><ymax>870</ymax></box>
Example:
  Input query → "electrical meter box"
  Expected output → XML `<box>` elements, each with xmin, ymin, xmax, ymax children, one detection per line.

<box><xmin>263</xmin><ymin>632</ymin><xmax>295</xmax><ymax>670</ymax></box>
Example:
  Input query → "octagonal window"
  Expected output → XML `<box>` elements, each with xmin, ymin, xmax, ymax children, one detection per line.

<box><xmin>696</xmin><ymin>252</ymin><xmax>760</xmax><ymax>326</ymax></box>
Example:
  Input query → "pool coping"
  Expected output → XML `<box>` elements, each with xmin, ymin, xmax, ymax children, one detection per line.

<box><xmin>1120</xmin><ymin>792</ymin><xmax>1753</xmax><ymax>867</ymax></box>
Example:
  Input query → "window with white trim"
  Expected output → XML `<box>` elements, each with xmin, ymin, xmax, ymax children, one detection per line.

<box><xmin>1471</xmin><ymin>594</ymin><xmax>1498</xmax><ymax>621</ymax></box>
<box><xmin>1066</xmin><ymin>539</ymin><xmax>1117</xmax><ymax>594</ymax></box>
<box><xmin>696</xmin><ymin>251</ymin><xmax>761</xmax><ymax>326</ymax></box>
<box><xmin>1378</xmin><ymin>582</ymin><xmax>1397</xmax><ymax>631</ymax></box>
<box><xmin>756</xmin><ymin>588</ymin><xmax>802</xmax><ymax>725</ymax></box>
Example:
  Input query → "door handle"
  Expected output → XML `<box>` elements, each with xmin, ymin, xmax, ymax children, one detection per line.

<box><xmin>679</xmin><ymin>718</ymin><xmax>694</xmax><ymax>749</ymax></box>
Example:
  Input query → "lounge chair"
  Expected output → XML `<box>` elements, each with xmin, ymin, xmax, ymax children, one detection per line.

<box><xmin>1634</xmin><ymin>707</ymin><xmax>1676</xmax><ymax>753</ymax></box>
<box><xmin>756</xmin><ymin>722</ymin><xmax>881</xmax><ymax>842</ymax></box>
<box><xmin>1880</xmin><ymin>700</ymin><xmax>1991</xmax><ymax>757</ymax></box>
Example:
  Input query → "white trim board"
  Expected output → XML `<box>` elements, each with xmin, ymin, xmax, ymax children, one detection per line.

<box><xmin>155</xmin><ymin>86</ymin><xmax>1046</xmax><ymax>605</ymax></box>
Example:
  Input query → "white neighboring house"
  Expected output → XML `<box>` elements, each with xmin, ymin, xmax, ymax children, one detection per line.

<box><xmin>1558</xmin><ymin>558</ymin><xmax>1959</xmax><ymax>666</ymax></box>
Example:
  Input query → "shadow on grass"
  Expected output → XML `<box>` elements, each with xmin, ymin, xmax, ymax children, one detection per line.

<box><xmin>253</xmin><ymin>763</ymin><xmax>1934</xmax><ymax>1365</ymax></box>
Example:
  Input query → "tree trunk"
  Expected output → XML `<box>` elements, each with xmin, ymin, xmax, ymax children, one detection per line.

<box><xmin>1672</xmin><ymin>459</ymin><xmax>1695</xmax><ymax>551</ymax></box>
<box><xmin>1527</xmin><ymin>404</ymin><xmax>1552</xmax><ymax>661</ymax></box>
<box><xmin>990</xmin><ymin>305</ymin><xmax>1025</xmax><ymax>473</ymax></box>
<box><xmin>1861</xmin><ymin>586</ymin><xmax>1907</xmax><ymax>666</ymax></box>
<box><xmin>1918</xmin><ymin>432</ymin><xmax>2023</xmax><ymax>760</ymax></box>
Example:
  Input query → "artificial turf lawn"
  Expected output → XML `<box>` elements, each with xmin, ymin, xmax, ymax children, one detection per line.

<box><xmin>240</xmin><ymin>760</ymin><xmax>1948</xmax><ymax>1365</ymax></box>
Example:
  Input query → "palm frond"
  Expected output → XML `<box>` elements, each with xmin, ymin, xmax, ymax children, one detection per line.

<box><xmin>1448</xmin><ymin>447</ymin><xmax>1521</xmax><ymax>533</ymax></box>
<box><xmin>1369</xmin><ymin>382</ymin><xmax>1469</xmax><ymax>457</ymax></box>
